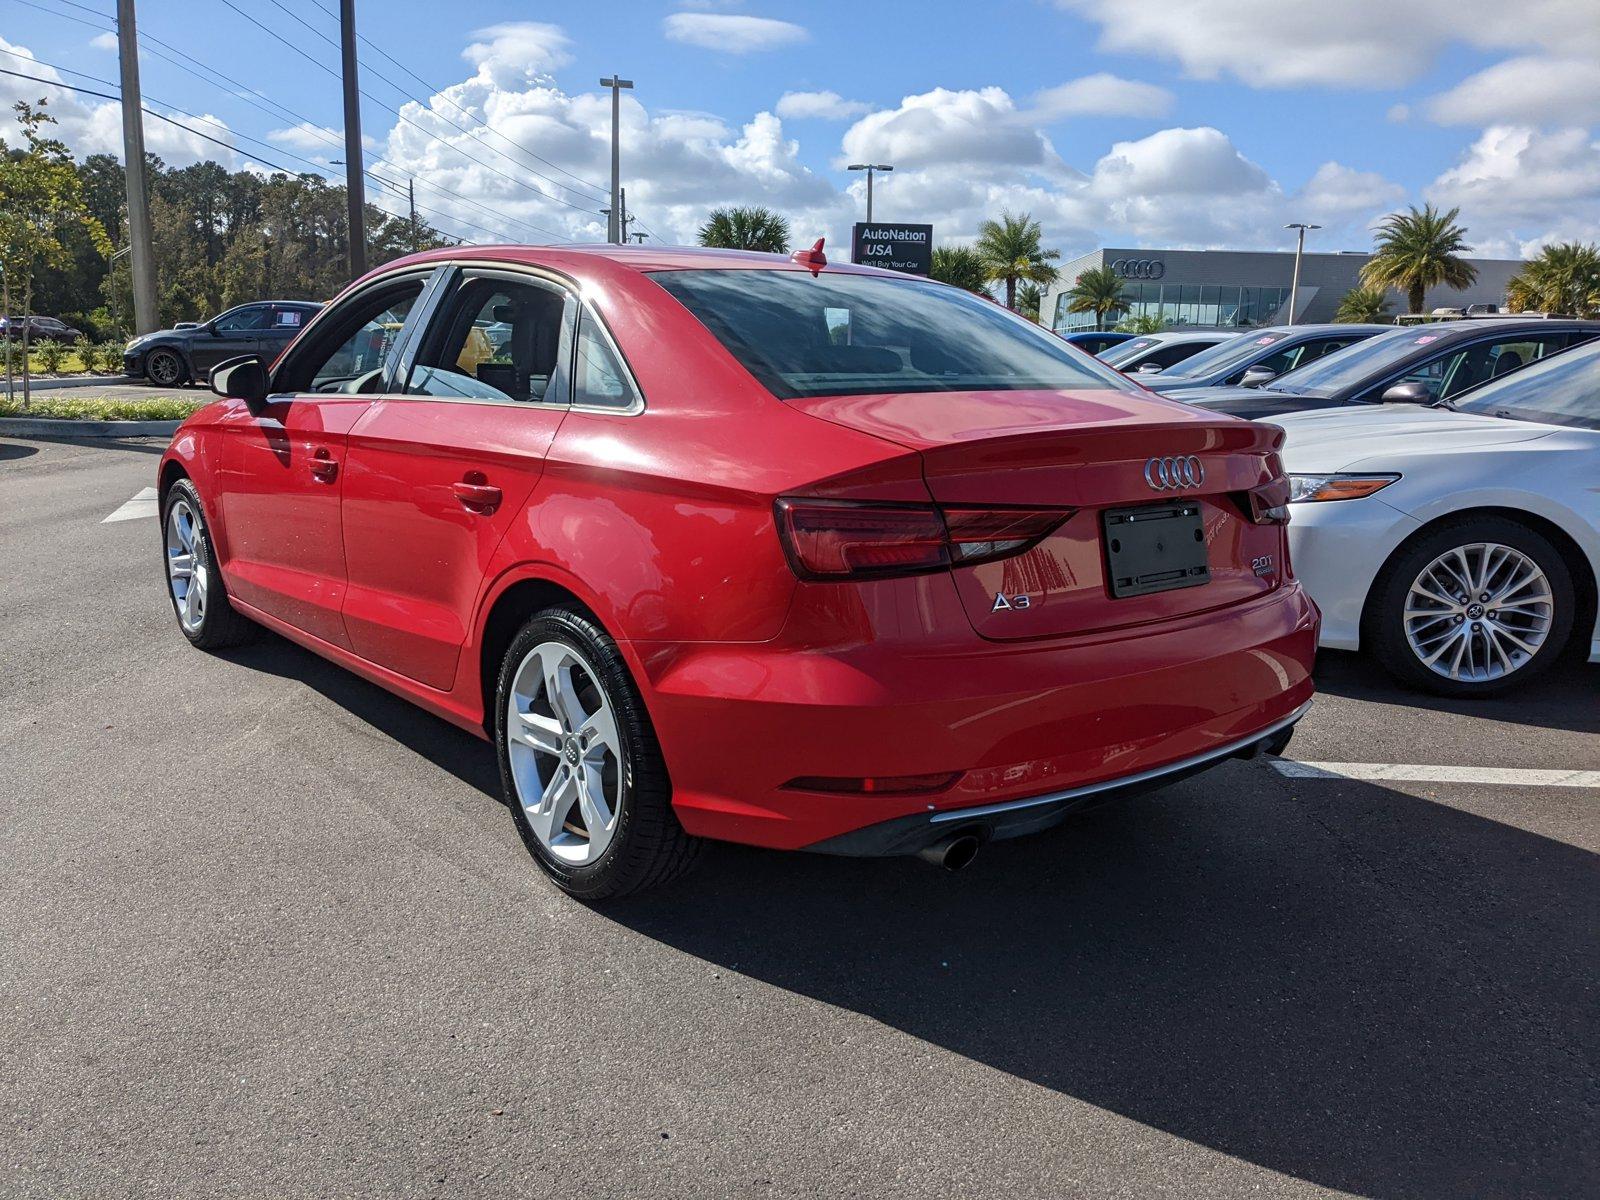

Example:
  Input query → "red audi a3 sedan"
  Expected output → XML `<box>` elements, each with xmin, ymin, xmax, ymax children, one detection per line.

<box><xmin>158</xmin><ymin>244</ymin><xmax>1317</xmax><ymax>898</ymax></box>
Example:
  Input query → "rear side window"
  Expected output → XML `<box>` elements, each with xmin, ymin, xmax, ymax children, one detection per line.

<box><xmin>572</xmin><ymin>315</ymin><xmax>641</xmax><ymax>409</ymax></box>
<box><xmin>652</xmin><ymin>269</ymin><xmax>1127</xmax><ymax>400</ymax></box>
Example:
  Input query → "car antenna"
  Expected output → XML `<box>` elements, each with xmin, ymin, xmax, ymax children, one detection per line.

<box><xmin>791</xmin><ymin>238</ymin><xmax>826</xmax><ymax>276</ymax></box>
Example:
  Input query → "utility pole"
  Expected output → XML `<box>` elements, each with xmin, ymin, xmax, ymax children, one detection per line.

<box><xmin>116</xmin><ymin>0</ymin><xmax>158</xmax><ymax>335</ymax></box>
<box><xmin>847</xmin><ymin>163</ymin><xmax>893</xmax><ymax>223</ymax></box>
<box><xmin>340</xmin><ymin>0</ymin><xmax>366</xmax><ymax>277</ymax></box>
<box><xmin>1284</xmin><ymin>222</ymin><xmax>1320</xmax><ymax>325</ymax></box>
<box><xmin>600</xmin><ymin>75</ymin><xmax>632</xmax><ymax>244</ymax></box>
<box><xmin>407</xmin><ymin>177</ymin><xmax>417</xmax><ymax>250</ymax></box>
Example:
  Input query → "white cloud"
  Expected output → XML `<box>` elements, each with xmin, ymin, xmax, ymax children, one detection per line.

<box><xmin>462</xmin><ymin>22</ymin><xmax>572</xmax><ymax>89</ymax></box>
<box><xmin>1031</xmin><ymin>73</ymin><xmax>1174</xmax><ymax>120</ymax></box>
<box><xmin>266</xmin><ymin>122</ymin><xmax>343</xmax><ymax>155</ymax></box>
<box><xmin>840</xmin><ymin>87</ymin><xmax>1060</xmax><ymax>171</ymax></box>
<box><xmin>1423</xmin><ymin>56</ymin><xmax>1600</xmax><ymax>127</ymax></box>
<box><xmin>1427</xmin><ymin>125</ymin><xmax>1600</xmax><ymax>247</ymax></box>
<box><xmin>1057</xmin><ymin>0</ymin><xmax>1600</xmax><ymax>89</ymax></box>
<box><xmin>89</xmin><ymin>32</ymin><xmax>117</xmax><ymax>51</ymax></box>
<box><xmin>1386</xmin><ymin>104</ymin><xmax>1410</xmax><ymax>123</ymax></box>
<box><xmin>663</xmin><ymin>13</ymin><xmax>808</xmax><ymax>53</ymax></box>
<box><xmin>1090</xmin><ymin>126</ymin><xmax>1271</xmax><ymax>197</ymax></box>
<box><xmin>775</xmin><ymin>91</ymin><xmax>872</xmax><ymax>120</ymax></box>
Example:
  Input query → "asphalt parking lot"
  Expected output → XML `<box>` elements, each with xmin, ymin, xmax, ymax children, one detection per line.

<box><xmin>3</xmin><ymin>434</ymin><xmax>1596</xmax><ymax>1199</ymax></box>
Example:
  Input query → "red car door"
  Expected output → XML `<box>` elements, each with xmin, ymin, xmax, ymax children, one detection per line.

<box><xmin>338</xmin><ymin>268</ymin><xmax>579</xmax><ymax>690</ymax></box>
<box><xmin>217</xmin><ymin>273</ymin><xmax>433</xmax><ymax>648</ymax></box>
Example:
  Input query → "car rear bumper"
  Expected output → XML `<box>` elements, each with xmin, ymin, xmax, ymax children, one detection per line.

<box><xmin>637</xmin><ymin>580</ymin><xmax>1319</xmax><ymax>853</ymax></box>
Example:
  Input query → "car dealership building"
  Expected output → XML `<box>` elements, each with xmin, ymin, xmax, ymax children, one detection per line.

<box><xmin>1043</xmin><ymin>247</ymin><xmax>1525</xmax><ymax>332</ymax></box>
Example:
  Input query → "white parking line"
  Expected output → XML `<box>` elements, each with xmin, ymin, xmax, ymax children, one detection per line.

<box><xmin>1272</xmin><ymin>760</ymin><xmax>1600</xmax><ymax>788</ymax></box>
<box><xmin>102</xmin><ymin>486</ymin><xmax>158</xmax><ymax>524</ymax></box>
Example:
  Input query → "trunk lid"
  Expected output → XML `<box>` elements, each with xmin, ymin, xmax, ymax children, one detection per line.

<box><xmin>789</xmin><ymin>388</ymin><xmax>1288</xmax><ymax>641</ymax></box>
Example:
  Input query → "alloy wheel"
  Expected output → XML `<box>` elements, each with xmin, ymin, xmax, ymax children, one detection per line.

<box><xmin>1402</xmin><ymin>542</ymin><xmax>1553</xmax><ymax>683</ymax></box>
<box><xmin>149</xmin><ymin>351</ymin><xmax>182</xmax><ymax>386</ymax></box>
<box><xmin>505</xmin><ymin>641</ymin><xmax>623</xmax><ymax>865</ymax></box>
<box><xmin>165</xmin><ymin>498</ymin><xmax>208</xmax><ymax>633</ymax></box>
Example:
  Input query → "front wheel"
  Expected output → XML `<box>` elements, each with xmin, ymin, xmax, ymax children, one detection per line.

<box><xmin>145</xmin><ymin>348</ymin><xmax>187</xmax><ymax>387</ymax></box>
<box><xmin>495</xmin><ymin>607</ymin><xmax>703</xmax><ymax>900</ymax></box>
<box><xmin>162</xmin><ymin>480</ymin><xmax>256</xmax><ymax>649</ymax></box>
<box><xmin>1366</xmin><ymin>517</ymin><xmax>1574</xmax><ymax>697</ymax></box>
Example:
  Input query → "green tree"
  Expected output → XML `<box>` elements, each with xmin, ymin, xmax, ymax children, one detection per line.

<box><xmin>1015</xmin><ymin>282</ymin><xmax>1043</xmax><ymax>322</ymax></box>
<box><xmin>974</xmin><ymin>211</ymin><xmax>1060</xmax><ymax>311</ymax></box>
<box><xmin>696</xmin><ymin>206</ymin><xmax>791</xmax><ymax>253</ymax></box>
<box><xmin>0</xmin><ymin>99</ymin><xmax>111</xmax><ymax>406</ymax></box>
<box><xmin>1062</xmin><ymin>264</ymin><xmax>1130</xmax><ymax>330</ymax></box>
<box><xmin>1505</xmin><ymin>242</ymin><xmax>1600</xmax><ymax>318</ymax></box>
<box><xmin>929</xmin><ymin>245</ymin><xmax>990</xmax><ymax>294</ymax></box>
<box><xmin>1333</xmin><ymin>285</ymin><xmax>1394</xmax><ymax>323</ymax></box>
<box><xmin>1360</xmin><ymin>203</ymin><xmax>1477</xmax><ymax>315</ymax></box>
<box><xmin>1115</xmin><ymin>313</ymin><xmax>1167</xmax><ymax>334</ymax></box>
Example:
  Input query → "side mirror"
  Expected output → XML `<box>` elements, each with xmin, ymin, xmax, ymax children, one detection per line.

<box><xmin>211</xmin><ymin>355</ymin><xmax>268</xmax><ymax>411</ymax></box>
<box><xmin>1238</xmin><ymin>365</ymin><xmax>1278</xmax><ymax>388</ymax></box>
<box><xmin>1380</xmin><ymin>381</ymin><xmax>1432</xmax><ymax>405</ymax></box>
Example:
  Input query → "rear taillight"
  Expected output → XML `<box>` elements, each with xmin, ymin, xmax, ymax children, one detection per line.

<box><xmin>775</xmin><ymin>499</ymin><xmax>1070</xmax><ymax>581</ymax></box>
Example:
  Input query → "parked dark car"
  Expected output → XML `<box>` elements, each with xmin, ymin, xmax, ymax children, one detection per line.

<box><xmin>1</xmin><ymin>315</ymin><xmax>84</xmax><ymax>343</ymax></box>
<box><xmin>1167</xmin><ymin>319</ymin><xmax>1600</xmax><ymax>419</ymax></box>
<box><xmin>124</xmin><ymin>301</ymin><xmax>323</xmax><ymax>386</ymax></box>
<box><xmin>1057</xmin><ymin>330</ymin><xmax>1134</xmax><ymax>355</ymax></box>
<box><xmin>1141</xmin><ymin>323</ymin><xmax>1390</xmax><ymax>393</ymax></box>
<box><xmin>1097</xmin><ymin>329</ymin><xmax>1243</xmax><ymax>374</ymax></box>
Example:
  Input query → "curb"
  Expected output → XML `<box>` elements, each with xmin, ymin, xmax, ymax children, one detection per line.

<box><xmin>4</xmin><ymin>375</ymin><xmax>134</xmax><ymax>391</ymax></box>
<box><xmin>0</xmin><ymin>417</ymin><xmax>179</xmax><ymax>438</ymax></box>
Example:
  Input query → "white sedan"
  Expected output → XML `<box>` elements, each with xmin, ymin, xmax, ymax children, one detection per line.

<box><xmin>1277</xmin><ymin>338</ymin><xmax>1600</xmax><ymax>696</ymax></box>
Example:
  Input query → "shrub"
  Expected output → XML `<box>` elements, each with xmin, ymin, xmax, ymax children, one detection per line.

<box><xmin>0</xmin><ymin>393</ymin><xmax>206</xmax><ymax>421</ymax></box>
<box><xmin>34</xmin><ymin>338</ymin><xmax>67</xmax><ymax>374</ymax></box>
<box><xmin>97</xmin><ymin>341</ymin><xmax>126</xmax><ymax>373</ymax></box>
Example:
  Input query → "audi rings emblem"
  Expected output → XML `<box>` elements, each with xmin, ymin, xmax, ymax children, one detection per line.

<box><xmin>1144</xmin><ymin>455</ymin><xmax>1204</xmax><ymax>491</ymax></box>
<box><xmin>1111</xmin><ymin>258</ymin><xmax>1166</xmax><ymax>280</ymax></box>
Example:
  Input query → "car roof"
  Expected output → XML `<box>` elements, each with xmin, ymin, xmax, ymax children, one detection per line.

<box><xmin>368</xmin><ymin>243</ymin><xmax>915</xmax><ymax>280</ymax></box>
<box><xmin>1136</xmin><ymin>329</ymin><xmax>1244</xmax><ymax>344</ymax></box>
<box><xmin>1383</xmin><ymin>317</ymin><xmax>1599</xmax><ymax>339</ymax></box>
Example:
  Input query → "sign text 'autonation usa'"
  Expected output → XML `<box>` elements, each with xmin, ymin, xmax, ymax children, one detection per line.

<box><xmin>852</xmin><ymin>223</ymin><xmax>933</xmax><ymax>275</ymax></box>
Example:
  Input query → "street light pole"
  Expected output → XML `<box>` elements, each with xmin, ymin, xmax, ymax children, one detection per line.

<box><xmin>847</xmin><ymin>163</ymin><xmax>893</xmax><ymax>223</ymax></box>
<box><xmin>600</xmin><ymin>76</ymin><xmax>633</xmax><ymax>244</ymax></box>
<box><xmin>1284</xmin><ymin>222</ymin><xmax>1321</xmax><ymax>325</ymax></box>
<box><xmin>340</xmin><ymin>0</ymin><xmax>366</xmax><ymax>278</ymax></box>
<box><xmin>116</xmin><ymin>0</ymin><xmax>158</xmax><ymax>334</ymax></box>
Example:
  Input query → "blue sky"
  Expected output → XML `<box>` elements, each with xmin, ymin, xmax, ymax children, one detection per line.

<box><xmin>3</xmin><ymin>0</ymin><xmax>1598</xmax><ymax>258</ymax></box>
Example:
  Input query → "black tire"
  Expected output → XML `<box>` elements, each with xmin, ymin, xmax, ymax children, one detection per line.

<box><xmin>1365</xmin><ymin>515</ymin><xmax>1574</xmax><ymax>697</ymax></box>
<box><xmin>160</xmin><ymin>479</ymin><xmax>257</xmax><ymax>650</ymax></box>
<box><xmin>495</xmin><ymin>607</ymin><xmax>703</xmax><ymax>900</ymax></box>
<box><xmin>145</xmin><ymin>348</ymin><xmax>187</xmax><ymax>387</ymax></box>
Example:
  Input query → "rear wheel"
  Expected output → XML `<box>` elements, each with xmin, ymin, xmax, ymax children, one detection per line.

<box><xmin>162</xmin><ymin>479</ymin><xmax>256</xmax><ymax>649</ymax></box>
<box><xmin>495</xmin><ymin>607</ymin><xmax>703</xmax><ymax>900</ymax></box>
<box><xmin>146</xmin><ymin>348</ymin><xmax>186</xmax><ymax>387</ymax></box>
<box><xmin>1367</xmin><ymin>516</ymin><xmax>1573</xmax><ymax>697</ymax></box>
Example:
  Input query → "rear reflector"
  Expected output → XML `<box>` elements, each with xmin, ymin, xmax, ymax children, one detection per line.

<box><xmin>783</xmin><ymin>772</ymin><xmax>963</xmax><ymax>795</ymax></box>
<box><xmin>776</xmin><ymin>498</ymin><xmax>1070</xmax><ymax>581</ymax></box>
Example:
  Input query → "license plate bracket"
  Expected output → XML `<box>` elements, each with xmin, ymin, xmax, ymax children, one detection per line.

<box><xmin>1102</xmin><ymin>502</ymin><xmax>1210</xmax><ymax>599</ymax></box>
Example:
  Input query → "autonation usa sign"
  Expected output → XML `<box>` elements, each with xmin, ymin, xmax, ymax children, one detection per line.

<box><xmin>1110</xmin><ymin>257</ymin><xmax>1166</xmax><ymax>279</ymax></box>
<box><xmin>852</xmin><ymin>223</ymin><xmax>933</xmax><ymax>275</ymax></box>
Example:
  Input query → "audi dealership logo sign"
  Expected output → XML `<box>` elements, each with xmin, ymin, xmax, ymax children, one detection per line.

<box><xmin>1144</xmin><ymin>455</ymin><xmax>1204</xmax><ymax>491</ymax></box>
<box><xmin>1111</xmin><ymin>258</ymin><xmax>1166</xmax><ymax>280</ymax></box>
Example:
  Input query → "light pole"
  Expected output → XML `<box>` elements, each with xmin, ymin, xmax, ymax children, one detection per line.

<box><xmin>847</xmin><ymin>163</ymin><xmax>893</xmax><ymax>223</ymax></box>
<box><xmin>1284</xmin><ymin>222</ymin><xmax>1321</xmax><ymax>325</ymax></box>
<box><xmin>116</xmin><ymin>0</ymin><xmax>158</xmax><ymax>334</ymax></box>
<box><xmin>600</xmin><ymin>76</ymin><xmax>633</xmax><ymax>244</ymax></box>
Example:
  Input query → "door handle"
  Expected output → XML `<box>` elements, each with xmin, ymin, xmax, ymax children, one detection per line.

<box><xmin>452</xmin><ymin>474</ymin><xmax>502</xmax><ymax>513</ymax></box>
<box><xmin>310</xmin><ymin>446</ymin><xmax>338</xmax><ymax>482</ymax></box>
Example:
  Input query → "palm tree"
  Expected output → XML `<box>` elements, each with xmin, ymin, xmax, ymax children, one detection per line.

<box><xmin>929</xmin><ymin>245</ymin><xmax>990</xmax><ymax>295</ymax></box>
<box><xmin>1505</xmin><ymin>242</ymin><xmax>1600</xmax><ymax>317</ymax></box>
<box><xmin>1360</xmin><ymin>203</ymin><xmax>1477</xmax><ymax>315</ymax></box>
<box><xmin>697</xmin><ymin>206</ymin><xmax>792</xmax><ymax>253</ymax></box>
<box><xmin>974</xmin><ymin>212</ymin><xmax>1060</xmax><ymax>311</ymax></box>
<box><xmin>1115</xmin><ymin>313</ymin><xmax>1166</xmax><ymax>335</ymax></box>
<box><xmin>1333</xmin><ymin>285</ymin><xmax>1394</xmax><ymax>324</ymax></box>
<box><xmin>1015</xmin><ymin>282</ymin><xmax>1044</xmax><ymax>322</ymax></box>
<box><xmin>1063</xmin><ymin>265</ymin><xmax>1130</xmax><ymax>330</ymax></box>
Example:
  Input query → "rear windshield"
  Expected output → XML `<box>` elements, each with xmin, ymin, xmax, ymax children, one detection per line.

<box><xmin>650</xmin><ymin>269</ymin><xmax>1129</xmax><ymax>400</ymax></box>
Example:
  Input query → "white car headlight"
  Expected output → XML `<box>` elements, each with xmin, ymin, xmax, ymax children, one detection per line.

<box><xmin>1288</xmin><ymin>474</ymin><xmax>1400</xmax><ymax>503</ymax></box>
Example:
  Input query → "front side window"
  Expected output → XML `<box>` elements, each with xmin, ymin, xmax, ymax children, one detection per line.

<box><xmin>273</xmin><ymin>279</ymin><xmax>423</xmax><ymax>394</ymax></box>
<box><xmin>1451</xmin><ymin>338</ymin><xmax>1600</xmax><ymax>429</ymax></box>
<box><xmin>214</xmin><ymin>305</ymin><xmax>274</xmax><ymax>333</ymax></box>
<box><xmin>407</xmin><ymin>276</ymin><xmax>574</xmax><ymax>404</ymax></box>
<box><xmin>652</xmin><ymin>269</ymin><xmax>1129</xmax><ymax>400</ymax></box>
